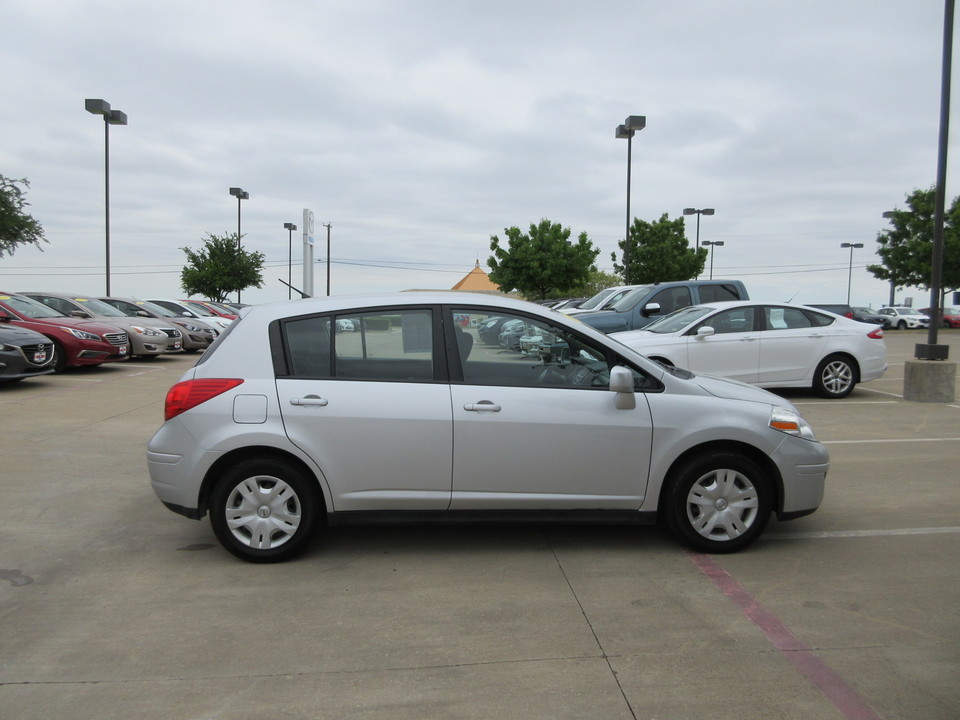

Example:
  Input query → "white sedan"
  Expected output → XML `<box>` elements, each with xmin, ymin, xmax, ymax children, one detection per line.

<box><xmin>611</xmin><ymin>301</ymin><xmax>887</xmax><ymax>399</ymax></box>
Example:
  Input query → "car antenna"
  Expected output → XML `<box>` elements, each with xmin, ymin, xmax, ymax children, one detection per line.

<box><xmin>784</xmin><ymin>291</ymin><xmax>799</xmax><ymax>303</ymax></box>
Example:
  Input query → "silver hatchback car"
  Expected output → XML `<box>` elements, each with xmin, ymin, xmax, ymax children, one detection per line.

<box><xmin>148</xmin><ymin>293</ymin><xmax>829</xmax><ymax>562</ymax></box>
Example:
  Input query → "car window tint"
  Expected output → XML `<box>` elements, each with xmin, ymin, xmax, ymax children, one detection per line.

<box><xmin>765</xmin><ymin>307</ymin><xmax>815</xmax><ymax>330</ymax></box>
<box><xmin>650</xmin><ymin>287</ymin><xmax>692</xmax><ymax>314</ymax></box>
<box><xmin>699</xmin><ymin>284</ymin><xmax>743</xmax><ymax>303</ymax></box>
<box><xmin>335</xmin><ymin>309</ymin><xmax>434</xmax><ymax>381</ymax></box>
<box><xmin>284</xmin><ymin>316</ymin><xmax>332</xmax><ymax>377</ymax></box>
<box><xmin>450</xmin><ymin>309</ymin><xmax>613</xmax><ymax>389</ymax></box>
<box><xmin>699</xmin><ymin>307</ymin><xmax>755</xmax><ymax>334</ymax></box>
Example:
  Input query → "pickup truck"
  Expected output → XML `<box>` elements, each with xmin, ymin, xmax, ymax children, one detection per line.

<box><xmin>577</xmin><ymin>280</ymin><xmax>749</xmax><ymax>333</ymax></box>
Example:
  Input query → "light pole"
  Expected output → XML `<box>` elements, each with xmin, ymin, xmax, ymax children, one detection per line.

<box><xmin>85</xmin><ymin>99</ymin><xmax>127</xmax><ymax>296</ymax></box>
<box><xmin>615</xmin><ymin>115</ymin><xmax>646</xmax><ymax>283</ymax></box>
<box><xmin>840</xmin><ymin>242</ymin><xmax>864</xmax><ymax>305</ymax></box>
<box><xmin>683</xmin><ymin>207</ymin><xmax>715</xmax><ymax>255</ymax></box>
<box><xmin>324</xmin><ymin>223</ymin><xmax>332</xmax><ymax>296</ymax></box>
<box><xmin>229</xmin><ymin>187</ymin><xmax>249</xmax><ymax>303</ymax></box>
<box><xmin>702</xmin><ymin>240</ymin><xmax>724</xmax><ymax>280</ymax></box>
<box><xmin>284</xmin><ymin>222</ymin><xmax>297</xmax><ymax>299</ymax></box>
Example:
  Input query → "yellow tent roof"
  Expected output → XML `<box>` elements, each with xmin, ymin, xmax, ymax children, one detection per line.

<box><xmin>450</xmin><ymin>261</ymin><xmax>502</xmax><ymax>293</ymax></box>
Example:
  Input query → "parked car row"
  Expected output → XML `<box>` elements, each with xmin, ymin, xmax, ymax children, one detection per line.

<box><xmin>0</xmin><ymin>291</ymin><xmax>241</xmax><ymax>384</ymax></box>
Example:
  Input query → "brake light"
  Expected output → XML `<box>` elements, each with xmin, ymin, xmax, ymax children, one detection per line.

<box><xmin>867</xmin><ymin>327</ymin><xmax>884</xmax><ymax>339</ymax></box>
<box><xmin>164</xmin><ymin>378</ymin><xmax>244</xmax><ymax>420</ymax></box>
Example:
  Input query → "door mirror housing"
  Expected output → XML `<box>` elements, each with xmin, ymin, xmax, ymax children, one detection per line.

<box><xmin>696</xmin><ymin>326</ymin><xmax>715</xmax><ymax>338</ymax></box>
<box><xmin>609</xmin><ymin>365</ymin><xmax>636</xmax><ymax>409</ymax></box>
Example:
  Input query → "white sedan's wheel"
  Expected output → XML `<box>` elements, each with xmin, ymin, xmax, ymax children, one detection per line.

<box><xmin>211</xmin><ymin>458</ymin><xmax>320</xmax><ymax>562</ymax></box>
<box><xmin>814</xmin><ymin>355</ymin><xmax>856</xmax><ymax>399</ymax></box>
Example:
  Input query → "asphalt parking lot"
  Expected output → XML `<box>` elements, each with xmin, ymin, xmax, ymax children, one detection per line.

<box><xmin>1</xmin><ymin>330</ymin><xmax>958</xmax><ymax>720</ymax></box>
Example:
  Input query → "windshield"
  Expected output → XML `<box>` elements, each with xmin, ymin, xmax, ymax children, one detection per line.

<box><xmin>578</xmin><ymin>287</ymin><xmax>616</xmax><ymax>311</ymax></box>
<box><xmin>608</xmin><ymin>285</ymin><xmax>654</xmax><ymax>312</ymax></box>
<box><xmin>0</xmin><ymin>294</ymin><xmax>66</xmax><ymax>318</ymax></box>
<box><xmin>71</xmin><ymin>297</ymin><xmax>127</xmax><ymax>317</ymax></box>
<box><xmin>182</xmin><ymin>301</ymin><xmax>217</xmax><ymax>317</ymax></box>
<box><xmin>643</xmin><ymin>306</ymin><xmax>714</xmax><ymax>334</ymax></box>
<box><xmin>135</xmin><ymin>300</ymin><xmax>177</xmax><ymax>317</ymax></box>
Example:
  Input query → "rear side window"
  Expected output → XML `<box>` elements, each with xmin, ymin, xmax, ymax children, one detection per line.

<box><xmin>280</xmin><ymin>308</ymin><xmax>437</xmax><ymax>382</ymax></box>
<box><xmin>698</xmin><ymin>283</ymin><xmax>743</xmax><ymax>303</ymax></box>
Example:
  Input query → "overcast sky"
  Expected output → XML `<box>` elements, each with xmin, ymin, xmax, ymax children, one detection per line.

<box><xmin>1</xmin><ymin>0</ymin><xmax>955</xmax><ymax>307</ymax></box>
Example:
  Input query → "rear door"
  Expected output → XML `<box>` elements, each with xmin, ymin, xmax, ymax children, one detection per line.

<box><xmin>758</xmin><ymin>306</ymin><xmax>829</xmax><ymax>382</ymax></box>
<box><xmin>274</xmin><ymin>307</ymin><xmax>454</xmax><ymax>511</ymax></box>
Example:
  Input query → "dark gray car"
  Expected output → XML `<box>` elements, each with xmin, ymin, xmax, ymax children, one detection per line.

<box><xmin>0</xmin><ymin>324</ymin><xmax>56</xmax><ymax>383</ymax></box>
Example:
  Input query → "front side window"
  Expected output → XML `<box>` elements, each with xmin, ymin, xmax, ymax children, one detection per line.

<box><xmin>449</xmin><ymin>308</ymin><xmax>615</xmax><ymax>389</ymax></box>
<box><xmin>696</xmin><ymin>307</ymin><xmax>756</xmax><ymax>335</ymax></box>
<box><xmin>649</xmin><ymin>286</ymin><xmax>693</xmax><ymax>315</ymax></box>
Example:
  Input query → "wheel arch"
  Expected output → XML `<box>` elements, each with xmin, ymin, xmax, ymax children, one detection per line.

<box><xmin>197</xmin><ymin>445</ymin><xmax>329</xmax><ymax>519</ymax></box>
<box><xmin>657</xmin><ymin>440</ymin><xmax>785</xmax><ymax>519</ymax></box>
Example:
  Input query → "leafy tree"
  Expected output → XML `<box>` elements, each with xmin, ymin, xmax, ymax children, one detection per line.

<box><xmin>869</xmin><ymin>187</ymin><xmax>960</xmax><ymax>295</ymax></box>
<box><xmin>0</xmin><ymin>175</ymin><xmax>46</xmax><ymax>258</ymax></box>
<box><xmin>612</xmin><ymin>213</ymin><xmax>706</xmax><ymax>284</ymax></box>
<box><xmin>488</xmin><ymin>219</ymin><xmax>599</xmax><ymax>300</ymax></box>
<box><xmin>180</xmin><ymin>232</ymin><xmax>265</xmax><ymax>302</ymax></box>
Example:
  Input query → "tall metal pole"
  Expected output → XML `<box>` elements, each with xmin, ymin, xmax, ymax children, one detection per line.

<box><xmin>103</xmin><ymin>116</ymin><xmax>111</xmax><ymax>296</ymax></box>
<box><xmin>624</xmin><ymin>134</ymin><xmax>632</xmax><ymax>283</ymax></box>
<box><xmin>324</xmin><ymin>223</ymin><xmax>332</xmax><ymax>296</ymax></box>
<box><xmin>925</xmin><ymin>0</ymin><xmax>954</xmax><ymax>354</ymax></box>
<box><xmin>236</xmin><ymin>197</ymin><xmax>242</xmax><ymax>304</ymax></box>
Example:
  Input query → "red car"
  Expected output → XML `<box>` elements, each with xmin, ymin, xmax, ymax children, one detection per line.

<box><xmin>0</xmin><ymin>292</ymin><xmax>129</xmax><ymax>371</ymax></box>
<box><xmin>920</xmin><ymin>307</ymin><xmax>960</xmax><ymax>328</ymax></box>
<box><xmin>181</xmin><ymin>299</ymin><xmax>239</xmax><ymax>320</ymax></box>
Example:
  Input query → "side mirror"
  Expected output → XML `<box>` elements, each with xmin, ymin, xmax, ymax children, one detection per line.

<box><xmin>136</xmin><ymin>310</ymin><xmax>151</xmax><ymax>317</ymax></box>
<box><xmin>0</xmin><ymin>309</ymin><xmax>10</xmax><ymax>322</ymax></box>
<box><xmin>696</xmin><ymin>326</ymin><xmax>715</xmax><ymax>338</ymax></box>
<box><xmin>641</xmin><ymin>302</ymin><xmax>661</xmax><ymax>317</ymax></box>
<box><xmin>609</xmin><ymin>365</ymin><xmax>636</xmax><ymax>410</ymax></box>
<box><xmin>69</xmin><ymin>309</ymin><xmax>91</xmax><ymax>318</ymax></box>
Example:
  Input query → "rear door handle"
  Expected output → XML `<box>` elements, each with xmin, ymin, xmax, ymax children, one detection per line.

<box><xmin>464</xmin><ymin>401</ymin><xmax>501</xmax><ymax>412</ymax></box>
<box><xmin>290</xmin><ymin>395</ymin><xmax>328</xmax><ymax>407</ymax></box>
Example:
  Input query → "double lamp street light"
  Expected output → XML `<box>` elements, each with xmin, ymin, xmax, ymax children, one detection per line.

<box><xmin>229</xmin><ymin>187</ymin><xmax>249</xmax><ymax>303</ymax></box>
<box><xmin>85</xmin><ymin>99</ymin><xmax>127</xmax><ymax>296</ymax></box>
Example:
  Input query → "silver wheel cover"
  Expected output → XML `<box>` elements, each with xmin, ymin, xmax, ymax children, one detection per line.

<box><xmin>821</xmin><ymin>360</ymin><xmax>853</xmax><ymax>395</ymax></box>
<box><xmin>685</xmin><ymin>468</ymin><xmax>759</xmax><ymax>541</ymax></box>
<box><xmin>224</xmin><ymin>474</ymin><xmax>302</xmax><ymax>550</ymax></box>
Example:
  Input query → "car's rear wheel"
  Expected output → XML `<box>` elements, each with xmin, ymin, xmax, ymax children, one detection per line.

<box><xmin>665</xmin><ymin>452</ymin><xmax>772</xmax><ymax>553</ymax></box>
<box><xmin>813</xmin><ymin>354</ymin><xmax>856</xmax><ymax>398</ymax></box>
<box><xmin>210</xmin><ymin>457</ymin><xmax>321</xmax><ymax>563</ymax></box>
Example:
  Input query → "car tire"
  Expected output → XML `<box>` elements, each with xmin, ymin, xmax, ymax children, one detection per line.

<box><xmin>51</xmin><ymin>340</ymin><xmax>67</xmax><ymax>373</ymax></box>
<box><xmin>813</xmin><ymin>355</ymin><xmax>857</xmax><ymax>399</ymax></box>
<box><xmin>664</xmin><ymin>452</ymin><xmax>772</xmax><ymax>553</ymax></box>
<box><xmin>897</xmin><ymin>320</ymin><xmax>907</xmax><ymax>330</ymax></box>
<box><xmin>210</xmin><ymin>457</ymin><xmax>322</xmax><ymax>563</ymax></box>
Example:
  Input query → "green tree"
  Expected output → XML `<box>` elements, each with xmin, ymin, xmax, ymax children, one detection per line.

<box><xmin>180</xmin><ymin>232</ymin><xmax>265</xmax><ymax>302</ymax></box>
<box><xmin>488</xmin><ymin>219</ymin><xmax>599</xmax><ymax>300</ymax></box>
<box><xmin>869</xmin><ymin>187</ymin><xmax>960</xmax><ymax>295</ymax></box>
<box><xmin>0</xmin><ymin>175</ymin><xmax>46</xmax><ymax>258</ymax></box>
<box><xmin>612</xmin><ymin>213</ymin><xmax>706</xmax><ymax>284</ymax></box>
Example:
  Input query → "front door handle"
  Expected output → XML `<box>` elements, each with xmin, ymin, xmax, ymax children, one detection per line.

<box><xmin>290</xmin><ymin>395</ymin><xmax>328</xmax><ymax>407</ymax></box>
<box><xmin>464</xmin><ymin>400</ymin><xmax>501</xmax><ymax>412</ymax></box>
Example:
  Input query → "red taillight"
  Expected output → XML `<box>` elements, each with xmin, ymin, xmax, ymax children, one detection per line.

<box><xmin>868</xmin><ymin>327</ymin><xmax>884</xmax><ymax>339</ymax></box>
<box><xmin>164</xmin><ymin>378</ymin><xmax>244</xmax><ymax>421</ymax></box>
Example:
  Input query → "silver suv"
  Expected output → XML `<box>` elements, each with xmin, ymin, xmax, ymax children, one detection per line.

<box><xmin>878</xmin><ymin>306</ymin><xmax>930</xmax><ymax>330</ymax></box>
<box><xmin>148</xmin><ymin>293</ymin><xmax>829</xmax><ymax>563</ymax></box>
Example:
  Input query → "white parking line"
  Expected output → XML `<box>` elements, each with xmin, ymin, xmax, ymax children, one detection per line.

<box><xmin>768</xmin><ymin>526</ymin><xmax>960</xmax><ymax>540</ymax></box>
<box><xmin>823</xmin><ymin>437</ymin><xmax>960</xmax><ymax>444</ymax></box>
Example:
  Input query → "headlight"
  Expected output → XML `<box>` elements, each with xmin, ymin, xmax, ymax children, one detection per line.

<box><xmin>180</xmin><ymin>323</ymin><xmax>203</xmax><ymax>332</ymax></box>
<box><xmin>769</xmin><ymin>407</ymin><xmax>817</xmax><ymax>441</ymax></box>
<box><xmin>62</xmin><ymin>326</ymin><xmax>101</xmax><ymax>341</ymax></box>
<box><xmin>130</xmin><ymin>326</ymin><xmax>162</xmax><ymax>336</ymax></box>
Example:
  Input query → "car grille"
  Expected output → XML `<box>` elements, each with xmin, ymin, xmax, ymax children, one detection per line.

<box><xmin>104</xmin><ymin>332</ymin><xmax>129</xmax><ymax>347</ymax></box>
<box><xmin>160</xmin><ymin>327</ymin><xmax>182</xmax><ymax>339</ymax></box>
<box><xmin>21</xmin><ymin>343</ymin><xmax>54</xmax><ymax>367</ymax></box>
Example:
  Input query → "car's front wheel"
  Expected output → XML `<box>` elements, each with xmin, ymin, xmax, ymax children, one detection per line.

<box><xmin>897</xmin><ymin>320</ymin><xmax>907</xmax><ymax>330</ymax></box>
<box><xmin>664</xmin><ymin>452</ymin><xmax>772</xmax><ymax>553</ymax></box>
<box><xmin>210</xmin><ymin>457</ymin><xmax>321</xmax><ymax>563</ymax></box>
<box><xmin>813</xmin><ymin>354</ymin><xmax>857</xmax><ymax>398</ymax></box>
